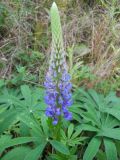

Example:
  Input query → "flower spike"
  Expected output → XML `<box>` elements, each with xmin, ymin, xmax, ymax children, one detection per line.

<box><xmin>44</xmin><ymin>2</ymin><xmax>72</xmax><ymax>125</ymax></box>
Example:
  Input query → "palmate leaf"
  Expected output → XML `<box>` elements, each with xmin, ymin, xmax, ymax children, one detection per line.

<box><xmin>73</xmin><ymin>88</ymin><xmax>91</xmax><ymax>101</ymax></box>
<box><xmin>104</xmin><ymin>108</ymin><xmax>120</xmax><ymax>121</ymax></box>
<box><xmin>61</xmin><ymin>129</ymin><xmax>67</xmax><ymax>140</ymax></box>
<box><xmin>0</xmin><ymin>85</ymin><xmax>45</xmax><ymax>113</ymax></box>
<box><xmin>81</xmin><ymin>110</ymin><xmax>100</xmax><ymax>126</ymax></box>
<box><xmin>73</xmin><ymin>88</ymin><xmax>103</xmax><ymax>110</ymax></box>
<box><xmin>61</xmin><ymin>124</ymin><xmax>84</xmax><ymax>147</ymax></box>
<box><xmin>1</xmin><ymin>146</ymin><xmax>31</xmax><ymax>160</ymax></box>
<box><xmin>71</xmin><ymin>128</ymin><xmax>82</xmax><ymax>139</ymax></box>
<box><xmin>41</xmin><ymin>114</ymin><xmax>49</xmax><ymax>136</ymax></box>
<box><xmin>50</xmin><ymin>140</ymin><xmax>70</xmax><ymax>155</ymax></box>
<box><xmin>20</xmin><ymin>85</ymin><xmax>46</xmax><ymax>113</ymax></box>
<box><xmin>71</xmin><ymin>112</ymin><xmax>82</xmax><ymax>122</ymax></box>
<box><xmin>69</xmin><ymin>104</ymin><xmax>82</xmax><ymax>114</ymax></box>
<box><xmin>0</xmin><ymin>94</ymin><xmax>23</xmax><ymax>108</ymax></box>
<box><xmin>18</xmin><ymin>113</ymin><xmax>44</xmax><ymax>137</ymax></box>
<box><xmin>0</xmin><ymin>87</ymin><xmax>23</xmax><ymax>108</ymax></box>
<box><xmin>73</xmin><ymin>88</ymin><xmax>120</xmax><ymax>159</ymax></box>
<box><xmin>0</xmin><ymin>136</ymin><xmax>39</xmax><ymax>153</ymax></box>
<box><xmin>73</xmin><ymin>90</ymin><xmax>102</xmax><ymax>126</ymax></box>
<box><xmin>102</xmin><ymin>114</ymin><xmax>119</xmax><ymax>128</ymax></box>
<box><xmin>104</xmin><ymin>138</ymin><xmax>118</xmax><ymax>160</ymax></box>
<box><xmin>17</xmin><ymin>106</ymin><xmax>48</xmax><ymax>149</ymax></box>
<box><xmin>98</xmin><ymin>128</ymin><xmax>120</xmax><ymax>140</ymax></box>
<box><xmin>68</xmin><ymin>124</ymin><xmax>74</xmax><ymax>139</ymax></box>
<box><xmin>0</xmin><ymin>109</ymin><xmax>17</xmax><ymax>134</ymax></box>
<box><xmin>105</xmin><ymin>92</ymin><xmax>120</xmax><ymax>104</ymax></box>
<box><xmin>1</xmin><ymin>142</ymin><xmax>47</xmax><ymax>160</ymax></box>
<box><xmin>68</xmin><ymin>137</ymin><xmax>86</xmax><ymax>146</ymax></box>
<box><xmin>31</xmin><ymin>87</ymin><xmax>45</xmax><ymax>110</ymax></box>
<box><xmin>21</xmin><ymin>85</ymin><xmax>32</xmax><ymax>106</ymax></box>
<box><xmin>77</xmin><ymin>124</ymin><xmax>99</xmax><ymax>132</ymax></box>
<box><xmin>24</xmin><ymin>141</ymin><xmax>47</xmax><ymax>160</ymax></box>
<box><xmin>83</xmin><ymin>137</ymin><xmax>101</xmax><ymax>160</ymax></box>
<box><xmin>87</xmin><ymin>89</ymin><xmax>105</xmax><ymax>109</ymax></box>
<box><xmin>19</xmin><ymin>121</ymin><xmax>30</xmax><ymax>136</ymax></box>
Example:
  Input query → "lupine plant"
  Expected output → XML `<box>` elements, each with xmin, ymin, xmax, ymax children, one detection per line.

<box><xmin>1</xmin><ymin>2</ymin><xmax>120</xmax><ymax>160</ymax></box>
<box><xmin>0</xmin><ymin>3</ymin><xmax>83</xmax><ymax>160</ymax></box>
<box><xmin>44</xmin><ymin>2</ymin><xmax>72</xmax><ymax>125</ymax></box>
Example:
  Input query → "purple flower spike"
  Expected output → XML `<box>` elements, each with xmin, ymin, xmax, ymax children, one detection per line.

<box><xmin>44</xmin><ymin>69</ymin><xmax>73</xmax><ymax>125</ymax></box>
<box><xmin>44</xmin><ymin>2</ymin><xmax>73</xmax><ymax>125</ymax></box>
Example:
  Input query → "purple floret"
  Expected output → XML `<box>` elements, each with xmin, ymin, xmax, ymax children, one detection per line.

<box><xmin>44</xmin><ymin>68</ymin><xmax>73</xmax><ymax>125</ymax></box>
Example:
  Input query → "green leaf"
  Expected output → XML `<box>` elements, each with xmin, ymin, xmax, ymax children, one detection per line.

<box><xmin>83</xmin><ymin>137</ymin><xmax>101</xmax><ymax>160</ymax></box>
<box><xmin>71</xmin><ymin>128</ymin><xmax>82</xmax><ymax>139</ymax></box>
<box><xmin>41</xmin><ymin>114</ymin><xmax>49</xmax><ymax>136</ymax></box>
<box><xmin>1</xmin><ymin>147</ymin><xmax>31</xmax><ymax>160</ymax></box>
<box><xmin>71</xmin><ymin>112</ymin><xmax>81</xmax><ymax>122</ymax></box>
<box><xmin>61</xmin><ymin>129</ymin><xmax>67</xmax><ymax>139</ymax></box>
<box><xmin>21</xmin><ymin>85</ymin><xmax>31</xmax><ymax>106</ymax></box>
<box><xmin>18</xmin><ymin>113</ymin><xmax>43</xmax><ymax>137</ymax></box>
<box><xmin>68</xmin><ymin>124</ymin><xmax>74</xmax><ymax>138</ymax></box>
<box><xmin>50</xmin><ymin>140</ymin><xmax>70</xmax><ymax>155</ymax></box>
<box><xmin>68</xmin><ymin>137</ymin><xmax>86</xmax><ymax>146</ymax></box>
<box><xmin>0</xmin><ymin>95</ymin><xmax>22</xmax><ymax>107</ymax></box>
<box><xmin>77</xmin><ymin>124</ymin><xmax>99</xmax><ymax>132</ymax></box>
<box><xmin>104</xmin><ymin>108</ymin><xmax>120</xmax><ymax>121</ymax></box>
<box><xmin>98</xmin><ymin>128</ymin><xmax>120</xmax><ymax>140</ymax></box>
<box><xmin>24</xmin><ymin>141</ymin><xmax>47</xmax><ymax>160</ymax></box>
<box><xmin>104</xmin><ymin>138</ymin><xmax>118</xmax><ymax>160</ymax></box>
<box><xmin>20</xmin><ymin>122</ymin><xmax>30</xmax><ymax>136</ymax></box>
<box><xmin>102</xmin><ymin>114</ymin><xmax>119</xmax><ymax>128</ymax></box>
<box><xmin>0</xmin><ymin>137</ymin><xmax>38</xmax><ymax>153</ymax></box>
<box><xmin>0</xmin><ymin>110</ymin><xmax>17</xmax><ymax>134</ymax></box>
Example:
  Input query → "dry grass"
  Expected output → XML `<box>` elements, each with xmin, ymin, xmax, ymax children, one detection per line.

<box><xmin>0</xmin><ymin>0</ymin><xmax>120</xmax><ymax>89</ymax></box>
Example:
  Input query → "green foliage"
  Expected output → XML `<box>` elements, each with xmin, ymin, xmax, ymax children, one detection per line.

<box><xmin>83</xmin><ymin>137</ymin><xmax>101</xmax><ymax>160</ymax></box>
<box><xmin>61</xmin><ymin>124</ymin><xmax>86</xmax><ymax>147</ymax></box>
<box><xmin>50</xmin><ymin>140</ymin><xmax>70</xmax><ymax>155</ymax></box>
<box><xmin>104</xmin><ymin>138</ymin><xmax>117</xmax><ymax>160</ymax></box>
<box><xmin>0</xmin><ymin>85</ymin><xmax>47</xmax><ymax>159</ymax></box>
<box><xmin>0</xmin><ymin>85</ymin><xmax>120</xmax><ymax>159</ymax></box>
<box><xmin>1</xmin><ymin>147</ymin><xmax>31</xmax><ymax>160</ymax></box>
<box><xmin>73</xmin><ymin>88</ymin><xmax>120</xmax><ymax>159</ymax></box>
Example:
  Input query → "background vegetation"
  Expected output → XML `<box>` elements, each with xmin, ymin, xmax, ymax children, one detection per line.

<box><xmin>0</xmin><ymin>0</ymin><xmax>120</xmax><ymax>94</ymax></box>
